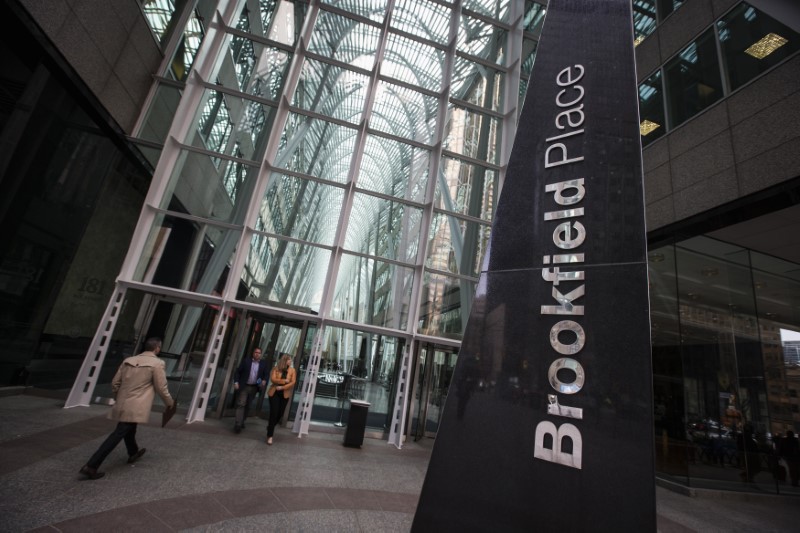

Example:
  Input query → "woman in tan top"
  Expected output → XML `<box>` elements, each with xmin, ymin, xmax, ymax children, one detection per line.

<box><xmin>266</xmin><ymin>353</ymin><xmax>296</xmax><ymax>445</ymax></box>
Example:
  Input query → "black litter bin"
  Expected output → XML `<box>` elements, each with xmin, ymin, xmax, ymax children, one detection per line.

<box><xmin>343</xmin><ymin>399</ymin><xmax>371</xmax><ymax>448</ymax></box>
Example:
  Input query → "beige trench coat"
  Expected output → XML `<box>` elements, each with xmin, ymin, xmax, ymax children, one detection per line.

<box><xmin>109</xmin><ymin>351</ymin><xmax>174</xmax><ymax>424</ymax></box>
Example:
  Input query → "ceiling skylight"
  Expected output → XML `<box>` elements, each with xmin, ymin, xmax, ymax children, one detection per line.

<box><xmin>744</xmin><ymin>33</ymin><xmax>788</xmax><ymax>59</ymax></box>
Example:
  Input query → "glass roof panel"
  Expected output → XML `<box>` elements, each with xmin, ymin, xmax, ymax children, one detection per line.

<box><xmin>332</xmin><ymin>253</ymin><xmax>413</xmax><ymax>329</ymax></box>
<box><xmin>443</xmin><ymin>105</ymin><xmax>501</xmax><ymax>165</ymax></box>
<box><xmin>381</xmin><ymin>32</ymin><xmax>446</xmax><ymax>92</ymax></box>
<box><xmin>321</xmin><ymin>0</ymin><xmax>387</xmax><ymax>22</ymax></box>
<box><xmin>344</xmin><ymin>192</ymin><xmax>422</xmax><ymax>264</ymax></box>
<box><xmin>308</xmin><ymin>9</ymin><xmax>382</xmax><ymax>64</ymax></box>
<box><xmin>427</xmin><ymin>211</ymin><xmax>491</xmax><ymax>277</ymax></box>
<box><xmin>255</xmin><ymin>0</ymin><xmax>307</xmax><ymax>46</ymax></box>
<box><xmin>257</xmin><ymin>173</ymin><xmax>345</xmax><ymax>246</ymax></box>
<box><xmin>463</xmin><ymin>0</ymin><xmax>511</xmax><ymax>25</ymax></box>
<box><xmin>357</xmin><ymin>134</ymin><xmax>430</xmax><ymax>203</ymax></box>
<box><xmin>370</xmin><ymin>81</ymin><xmax>439</xmax><ymax>144</ymax></box>
<box><xmin>391</xmin><ymin>0</ymin><xmax>452</xmax><ymax>45</ymax></box>
<box><xmin>222</xmin><ymin>31</ymin><xmax>292</xmax><ymax>101</ymax></box>
<box><xmin>458</xmin><ymin>14</ymin><xmax>508</xmax><ymax>65</ymax></box>
<box><xmin>293</xmin><ymin>58</ymin><xmax>369</xmax><ymax>124</ymax></box>
<box><xmin>451</xmin><ymin>55</ymin><xmax>505</xmax><ymax>113</ymax></box>
<box><xmin>436</xmin><ymin>156</ymin><xmax>497</xmax><ymax>222</ymax></box>
<box><xmin>241</xmin><ymin>235</ymin><xmax>330</xmax><ymax>313</ymax></box>
<box><xmin>274</xmin><ymin>112</ymin><xmax>358</xmax><ymax>183</ymax></box>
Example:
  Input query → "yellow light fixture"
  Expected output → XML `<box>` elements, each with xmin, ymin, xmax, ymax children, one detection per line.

<box><xmin>640</xmin><ymin>120</ymin><xmax>661</xmax><ymax>136</ymax></box>
<box><xmin>744</xmin><ymin>33</ymin><xmax>788</xmax><ymax>59</ymax></box>
<box><xmin>634</xmin><ymin>36</ymin><xmax>644</xmax><ymax>47</ymax></box>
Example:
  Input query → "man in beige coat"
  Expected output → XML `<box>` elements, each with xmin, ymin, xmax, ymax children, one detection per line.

<box><xmin>79</xmin><ymin>337</ymin><xmax>174</xmax><ymax>480</ymax></box>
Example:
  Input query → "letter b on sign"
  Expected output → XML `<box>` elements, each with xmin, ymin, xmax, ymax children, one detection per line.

<box><xmin>534</xmin><ymin>421</ymin><xmax>583</xmax><ymax>469</ymax></box>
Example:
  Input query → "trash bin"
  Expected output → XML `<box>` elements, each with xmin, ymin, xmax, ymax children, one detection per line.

<box><xmin>343</xmin><ymin>399</ymin><xmax>371</xmax><ymax>448</ymax></box>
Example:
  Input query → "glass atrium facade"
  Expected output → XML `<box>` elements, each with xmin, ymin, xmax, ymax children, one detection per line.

<box><xmin>2</xmin><ymin>0</ymin><xmax>799</xmax><ymax>495</ymax></box>
<box><xmin>65</xmin><ymin>0</ymin><xmax>547</xmax><ymax>437</ymax></box>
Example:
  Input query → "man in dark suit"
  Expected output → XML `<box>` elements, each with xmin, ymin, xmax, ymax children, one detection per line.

<box><xmin>232</xmin><ymin>347</ymin><xmax>268</xmax><ymax>433</ymax></box>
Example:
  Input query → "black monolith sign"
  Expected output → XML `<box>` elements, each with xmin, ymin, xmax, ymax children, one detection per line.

<box><xmin>412</xmin><ymin>0</ymin><xmax>656</xmax><ymax>531</ymax></box>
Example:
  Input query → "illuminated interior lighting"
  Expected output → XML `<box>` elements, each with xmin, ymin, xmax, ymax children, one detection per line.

<box><xmin>634</xmin><ymin>36</ymin><xmax>645</xmax><ymax>47</ymax></box>
<box><xmin>640</xmin><ymin>120</ymin><xmax>661</xmax><ymax>136</ymax></box>
<box><xmin>744</xmin><ymin>33</ymin><xmax>788</xmax><ymax>59</ymax></box>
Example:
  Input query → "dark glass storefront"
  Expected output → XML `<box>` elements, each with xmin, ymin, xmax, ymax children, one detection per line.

<box><xmin>0</xmin><ymin>3</ymin><xmax>152</xmax><ymax>387</ymax></box>
<box><xmin>650</xmin><ymin>235</ymin><xmax>800</xmax><ymax>494</ymax></box>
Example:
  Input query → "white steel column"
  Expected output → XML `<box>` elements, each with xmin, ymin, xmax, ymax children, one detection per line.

<box><xmin>65</xmin><ymin>285</ymin><xmax>128</xmax><ymax>408</ymax></box>
<box><xmin>186</xmin><ymin>302</ymin><xmax>232</xmax><ymax>422</ymax></box>
<box><xmin>292</xmin><ymin>326</ymin><xmax>325</xmax><ymax>436</ymax></box>
<box><xmin>387</xmin><ymin>343</ymin><xmax>412</xmax><ymax>448</ymax></box>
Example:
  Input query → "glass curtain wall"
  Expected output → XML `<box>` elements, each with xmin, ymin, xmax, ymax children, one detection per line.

<box><xmin>85</xmin><ymin>0</ymin><xmax>544</xmax><ymax>428</ymax></box>
<box><xmin>649</xmin><ymin>236</ymin><xmax>800</xmax><ymax>495</ymax></box>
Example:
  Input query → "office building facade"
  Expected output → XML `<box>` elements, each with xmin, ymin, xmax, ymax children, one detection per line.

<box><xmin>1</xmin><ymin>0</ymin><xmax>798</xmax><ymax>493</ymax></box>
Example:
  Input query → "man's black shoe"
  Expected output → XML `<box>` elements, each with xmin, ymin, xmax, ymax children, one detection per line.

<box><xmin>128</xmin><ymin>448</ymin><xmax>146</xmax><ymax>464</ymax></box>
<box><xmin>79</xmin><ymin>465</ymin><xmax>105</xmax><ymax>480</ymax></box>
<box><xmin>234</xmin><ymin>424</ymin><xmax>242</xmax><ymax>434</ymax></box>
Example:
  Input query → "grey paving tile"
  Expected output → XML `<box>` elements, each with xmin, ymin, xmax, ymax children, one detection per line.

<box><xmin>45</xmin><ymin>505</ymin><xmax>173</xmax><ymax>533</ymax></box>
<box><xmin>274</xmin><ymin>486</ymin><xmax>336</xmax><ymax>512</ymax></box>
<box><xmin>212</xmin><ymin>488</ymin><xmax>286</xmax><ymax>517</ymax></box>
<box><xmin>146</xmin><ymin>493</ymin><xmax>233</xmax><ymax>530</ymax></box>
<box><xmin>326</xmin><ymin>488</ymin><xmax>384</xmax><ymax>510</ymax></box>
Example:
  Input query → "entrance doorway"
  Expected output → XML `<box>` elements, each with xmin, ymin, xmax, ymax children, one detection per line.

<box><xmin>410</xmin><ymin>343</ymin><xmax>458</xmax><ymax>440</ymax></box>
<box><xmin>211</xmin><ymin>311</ymin><xmax>314</xmax><ymax>422</ymax></box>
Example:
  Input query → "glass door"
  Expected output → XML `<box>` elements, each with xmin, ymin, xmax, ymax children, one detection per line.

<box><xmin>212</xmin><ymin>311</ymin><xmax>310</xmax><ymax>421</ymax></box>
<box><xmin>410</xmin><ymin>343</ymin><xmax>458</xmax><ymax>440</ymax></box>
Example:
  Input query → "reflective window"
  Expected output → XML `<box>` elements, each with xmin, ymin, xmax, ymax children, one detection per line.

<box><xmin>633</xmin><ymin>0</ymin><xmax>657</xmax><ymax>45</ymax></box>
<box><xmin>167</xmin><ymin>6</ymin><xmax>205</xmax><ymax>82</ymax></box>
<box><xmin>134</xmin><ymin>212</ymin><xmax>241</xmax><ymax>296</ymax></box>
<box><xmin>138</xmin><ymin>83</ymin><xmax>183</xmax><ymax>149</ymax></box>
<box><xmin>639</xmin><ymin>70</ymin><xmax>666</xmax><ymax>146</ymax></box>
<box><xmin>332</xmin><ymin>254</ymin><xmax>414</xmax><ymax>330</ymax></box>
<box><xmin>664</xmin><ymin>29</ymin><xmax>723</xmax><ymax>128</ymax></box>
<box><xmin>649</xmin><ymin>236</ymin><xmax>800</xmax><ymax>493</ymax></box>
<box><xmin>436</xmin><ymin>157</ymin><xmax>497</xmax><ymax>222</ymax></box>
<box><xmin>443</xmin><ymin>105</ymin><xmax>500</xmax><ymax>165</ymax></box>
<box><xmin>418</xmin><ymin>272</ymin><xmax>476</xmax><ymax>339</ymax></box>
<box><xmin>192</xmin><ymin>88</ymin><xmax>278</xmax><ymax>162</ymax></box>
<box><xmin>427</xmin><ymin>212</ymin><xmax>491</xmax><ymax>277</ymax></box>
<box><xmin>717</xmin><ymin>3</ymin><xmax>800</xmax><ymax>92</ymax></box>
<box><xmin>658</xmin><ymin>0</ymin><xmax>686</xmax><ymax>20</ymax></box>
<box><xmin>198</xmin><ymin>90</ymin><xmax>233</xmax><ymax>154</ymax></box>
<box><xmin>519</xmin><ymin>37</ymin><xmax>538</xmax><ymax>111</ymax></box>
<box><xmin>523</xmin><ymin>1</ymin><xmax>546</xmax><ymax>36</ymax></box>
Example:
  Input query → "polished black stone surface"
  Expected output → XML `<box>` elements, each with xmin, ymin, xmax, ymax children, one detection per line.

<box><xmin>413</xmin><ymin>1</ymin><xmax>656</xmax><ymax>531</ymax></box>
